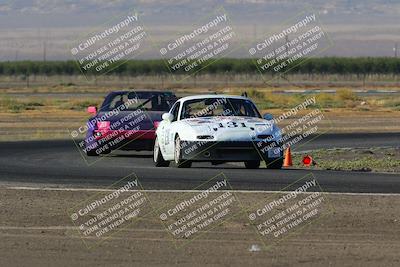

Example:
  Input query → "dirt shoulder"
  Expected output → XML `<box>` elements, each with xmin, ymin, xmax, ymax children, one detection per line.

<box><xmin>293</xmin><ymin>147</ymin><xmax>400</xmax><ymax>173</ymax></box>
<box><xmin>0</xmin><ymin>188</ymin><xmax>399</xmax><ymax>266</ymax></box>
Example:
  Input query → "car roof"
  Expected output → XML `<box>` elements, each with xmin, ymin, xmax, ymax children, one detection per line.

<box><xmin>178</xmin><ymin>94</ymin><xmax>250</xmax><ymax>102</ymax></box>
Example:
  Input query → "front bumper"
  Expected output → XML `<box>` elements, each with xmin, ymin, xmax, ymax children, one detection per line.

<box><xmin>94</xmin><ymin>129</ymin><xmax>155</xmax><ymax>140</ymax></box>
<box><xmin>180</xmin><ymin>141</ymin><xmax>282</xmax><ymax>162</ymax></box>
<box><xmin>89</xmin><ymin>129</ymin><xmax>155</xmax><ymax>151</ymax></box>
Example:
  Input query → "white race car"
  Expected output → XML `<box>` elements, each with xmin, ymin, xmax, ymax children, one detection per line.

<box><xmin>153</xmin><ymin>94</ymin><xmax>283</xmax><ymax>169</ymax></box>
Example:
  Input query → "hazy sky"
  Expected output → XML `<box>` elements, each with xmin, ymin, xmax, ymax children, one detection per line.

<box><xmin>0</xmin><ymin>0</ymin><xmax>399</xmax><ymax>60</ymax></box>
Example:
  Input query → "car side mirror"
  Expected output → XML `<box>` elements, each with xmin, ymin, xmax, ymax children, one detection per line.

<box><xmin>162</xmin><ymin>113</ymin><xmax>174</xmax><ymax>122</ymax></box>
<box><xmin>87</xmin><ymin>106</ymin><xmax>97</xmax><ymax>115</ymax></box>
<box><xmin>263</xmin><ymin>113</ymin><xmax>273</xmax><ymax>120</ymax></box>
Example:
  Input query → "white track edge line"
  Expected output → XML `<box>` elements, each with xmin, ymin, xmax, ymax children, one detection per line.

<box><xmin>3</xmin><ymin>186</ymin><xmax>400</xmax><ymax>196</ymax></box>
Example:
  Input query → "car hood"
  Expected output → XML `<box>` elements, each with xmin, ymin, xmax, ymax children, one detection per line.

<box><xmin>92</xmin><ymin>110</ymin><xmax>163</xmax><ymax>130</ymax></box>
<box><xmin>181</xmin><ymin>116</ymin><xmax>279</xmax><ymax>141</ymax></box>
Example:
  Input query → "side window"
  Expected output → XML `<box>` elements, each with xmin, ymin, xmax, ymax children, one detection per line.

<box><xmin>171</xmin><ymin>102</ymin><xmax>180</xmax><ymax>122</ymax></box>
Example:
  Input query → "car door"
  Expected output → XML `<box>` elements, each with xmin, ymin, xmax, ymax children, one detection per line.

<box><xmin>160</xmin><ymin>101</ymin><xmax>180</xmax><ymax>158</ymax></box>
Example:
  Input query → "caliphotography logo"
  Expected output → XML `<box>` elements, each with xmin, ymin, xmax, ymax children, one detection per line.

<box><xmin>1</xmin><ymin>1</ymin><xmax>400</xmax><ymax>266</ymax></box>
<box><xmin>70</xmin><ymin>9</ymin><xmax>150</xmax><ymax>79</ymax></box>
<box><xmin>68</xmin><ymin>90</ymin><xmax>158</xmax><ymax>166</ymax></box>
<box><xmin>156</xmin><ymin>6</ymin><xmax>239</xmax><ymax>81</ymax></box>
<box><xmin>249</xmin><ymin>95</ymin><xmax>333</xmax><ymax>169</ymax></box>
<box><xmin>247</xmin><ymin>8</ymin><xmax>334</xmax><ymax>83</ymax></box>
<box><xmin>155</xmin><ymin>173</ymin><xmax>243</xmax><ymax>249</ymax></box>
<box><xmin>242</xmin><ymin>173</ymin><xmax>335</xmax><ymax>250</ymax></box>
<box><xmin>67</xmin><ymin>173</ymin><xmax>154</xmax><ymax>249</ymax></box>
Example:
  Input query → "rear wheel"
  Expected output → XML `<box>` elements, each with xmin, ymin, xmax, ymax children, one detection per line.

<box><xmin>244</xmin><ymin>160</ymin><xmax>260</xmax><ymax>169</ymax></box>
<box><xmin>98</xmin><ymin>143</ymin><xmax>111</xmax><ymax>155</ymax></box>
<box><xmin>86</xmin><ymin>148</ymin><xmax>98</xmax><ymax>156</ymax></box>
<box><xmin>265</xmin><ymin>157</ymin><xmax>283</xmax><ymax>169</ymax></box>
<box><xmin>154</xmin><ymin>136</ymin><xmax>170</xmax><ymax>167</ymax></box>
<box><xmin>174</xmin><ymin>136</ymin><xmax>192</xmax><ymax>168</ymax></box>
<box><xmin>85</xmin><ymin>141</ymin><xmax>100</xmax><ymax>156</ymax></box>
<box><xmin>86</xmin><ymin>141</ymin><xmax>111</xmax><ymax>156</ymax></box>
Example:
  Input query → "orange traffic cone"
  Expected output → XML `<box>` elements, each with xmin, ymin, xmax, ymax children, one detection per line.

<box><xmin>283</xmin><ymin>147</ymin><xmax>293</xmax><ymax>167</ymax></box>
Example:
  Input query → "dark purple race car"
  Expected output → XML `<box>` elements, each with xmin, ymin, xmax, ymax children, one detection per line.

<box><xmin>84</xmin><ymin>91</ymin><xmax>177</xmax><ymax>156</ymax></box>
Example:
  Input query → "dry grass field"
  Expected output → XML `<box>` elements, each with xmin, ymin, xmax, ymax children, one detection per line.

<box><xmin>1</xmin><ymin>84</ymin><xmax>399</xmax><ymax>140</ymax></box>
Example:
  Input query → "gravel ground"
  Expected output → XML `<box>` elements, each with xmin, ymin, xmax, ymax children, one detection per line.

<box><xmin>0</xmin><ymin>188</ymin><xmax>399</xmax><ymax>266</ymax></box>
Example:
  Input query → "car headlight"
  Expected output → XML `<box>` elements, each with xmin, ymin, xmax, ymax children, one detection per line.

<box><xmin>153</xmin><ymin>121</ymin><xmax>160</xmax><ymax>128</ymax></box>
<box><xmin>97</xmin><ymin>121</ymin><xmax>110</xmax><ymax>130</ymax></box>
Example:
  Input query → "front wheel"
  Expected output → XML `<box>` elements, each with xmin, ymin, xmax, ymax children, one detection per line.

<box><xmin>265</xmin><ymin>157</ymin><xmax>283</xmax><ymax>169</ymax></box>
<box><xmin>86</xmin><ymin>148</ymin><xmax>98</xmax><ymax>156</ymax></box>
<box><xmin>174</xmin><ymin>136</ymin><xmax>192</xmax><ymax>168</ymax></box>
<box><xmin>85</xmin><ymin>138</ymin><xmax>110</xmax><ymax>156</ymax></box>
<box><xmin>153</xmin><ymin>136</ymin><xmax>170</xmax><ymax>167</ymax></box>
<box><xmin>244</xmin><ymin>160</ymin><xmax>260</xmax><ymax>169</ymax></box>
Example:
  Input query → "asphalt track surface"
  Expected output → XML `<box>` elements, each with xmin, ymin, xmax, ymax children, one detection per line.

<box><xmin>0</xmin><ymin>133</ymin><xmax>399</xmax><ymax>193</ymax></box>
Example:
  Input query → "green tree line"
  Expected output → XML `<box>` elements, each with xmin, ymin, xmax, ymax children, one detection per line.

<box><xmin>0</xmin><ymin>57</ymin><xmax>400</xmax><ymax>76</ymax></box>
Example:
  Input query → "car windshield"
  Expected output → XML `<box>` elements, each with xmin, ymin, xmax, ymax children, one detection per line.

<box><xmin>101</xmin><ymin>92</ymin><xmax>176</xmax><ymax>112</ymax></box>
<box><xmin>181</xmin><ymin>97</ymin><xmax>261</xmax><ymax>119</ymax></box>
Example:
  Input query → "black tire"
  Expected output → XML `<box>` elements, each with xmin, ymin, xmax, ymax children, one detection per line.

<box><xmin>174</xmin><ymin>136</ymin><xmax>192</xmax><ymax>168</ymax></box>
<box><xmin>265</xmin><ymin>157</ymin><xmax>283</xmax><ymax>169</ymax></box>
<box><xmin>244</xmin><ymin>160</ymin><xmax>260</xmax><ymax>169</ymax></box>
<box><xmin>86</xmin><ymin>142</ymin><xmax>110</xmax><ymax>156</ymax></box>
<box><xmin>153</xmin><ymin>136</ymin><xmax>170</xmax><ymax>167</ymax></box>
<box><xmin>101</xmin><ymin>148</ymin><xmax>111</xmax><ymax>155</ymax></box>
<box><xmin>86</xmin><ymin>148</ymin><xmax>98</xmax><ymax>156</ymax></box>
